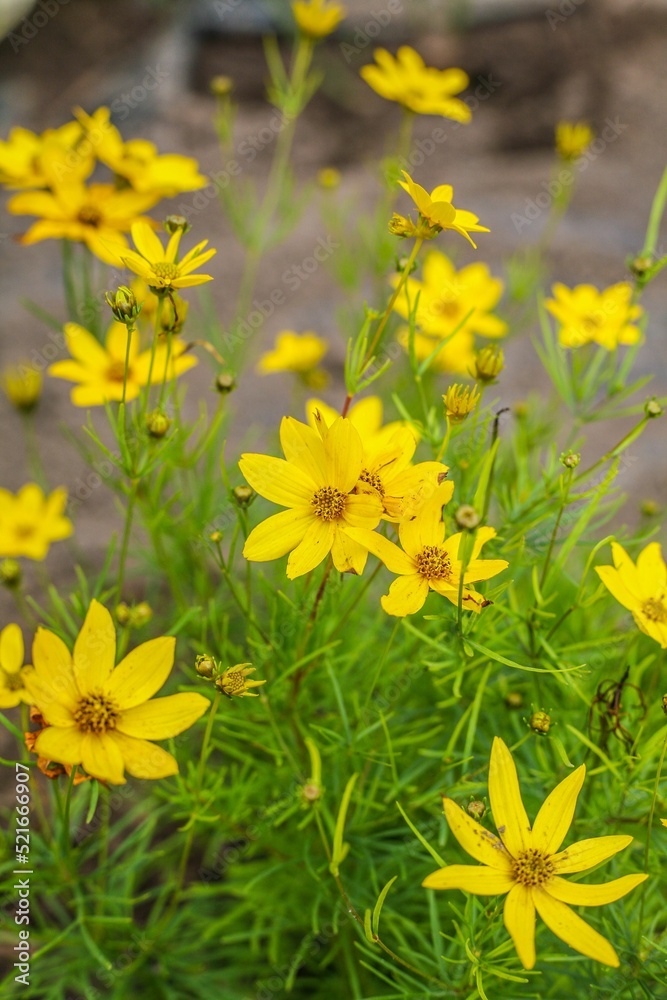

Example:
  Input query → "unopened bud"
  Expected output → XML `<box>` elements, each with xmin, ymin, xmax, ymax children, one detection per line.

<box><xmin>215</xmin><ymin>373</ymin><xmax>236</xmax><ymax>394</ymax></box>
<box><xmin>466</xmin><ymin>799</ymin><xmax>486</xmax><ymax>820</ymax></box>
<box><xmin>233</xmin><ymin>485</ymin><xmax>255</xmax><ymax>507</ymax></box>
<box><xmin>645</xmin><ymin>397</ymin><xmax>663</xmax><ymax>419</ymax></box>
<box><xmin>505</xmin><ymin>691</ymin><xmax>523</xmax><ymax>709</ymax></box>
<box><xmin>105</xmin><ymin>286</ymin><xmax>140</xmax><ymax>324</ymax></box>
<box><xmin>1</xmin><ymin>364</ymin><xmax>42</xmax><ymax>411</ymax></box>
<box><xmin>210</xmin><ymin>75</ymin><xmax>233</xmax><ymax>98</ymax></box>
<box><xmin>195</xmin><ymin>654</ymin><xmax>217</xmax><ymax>679</ymax></box>
<box><xmin>640</xmin><ymin>499</ymin><xmax>660</xmax><ymax>517</ymax></box>
<box><xmin>209</xmin><ymin>530</ymin><xmax>223</xmax><ymax>544</ymax></box>
<box><xmin>0</xmin><ymin>558</ymin><xmax>21</xmax><ymax>588</ymax></box>
<box><xmin>530</xmin><ymin>710</ymin><xmax>551</xmax><ymax>735</ymax></box>
<box><xmin>474</xmin><ymin>346</ymin><xmax>504</xmax><ymax>383</ymax></box>
<box><xmin>455</xmin><ymin>505</ymin><xmax>480</xmax><ymax>531</ymax></box>
<box><xmin>301</xmin><ymin>782</ymin><xmax>323</xmax><ymax>805</ymax></box>
<box><xmin>317</xmin><ymin>167</ymin><xmax>341</xmax><ymax>190</ymax></box>
<box><xmin>146</xmin><ymin>409</ymin><xmax>171</xmax><ymax>438</ymax></box>
<box><xmin>560</xmin><ymin>450</ymin><xmax>580</xmax><ymax>469</ymax></box>
<box><xmin>164</xmin><ymin>215</ymin><xmax>191</xmax><ymax>235</ymax></box>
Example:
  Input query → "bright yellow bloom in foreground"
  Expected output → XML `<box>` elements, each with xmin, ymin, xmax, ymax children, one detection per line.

<box><xmin>120</xmin><ymin>221</ymin><xmax>216</xmax><ymax>292</ymax></box>
<box><xmin>0</xmin><ymin>121</ymin><xmax>91</xmax><ymax>189</ymax></box>
<box><xmin>257</xmin><ymin>331</ymin><xmax>328</xmax><ymax>382</ymax></box>
<box><xmin>292</xmin><ymin>0</ymin><xmax>345</xmax><ymax>38</ymax></box>
<box><xmin>48</xmin><ymin>321</ymin><xmax>197</xmax><ymax>407</ymax></box>
<box><xmin>23</xmin><ymin>600</ymin><xmax>209</xmax><ymax>785</ymax></box>
<box><xmin>8</xmin><ymin>181</ymin><xmax>156</xmax><ymax>264</ymax></box>
<box><xmin>240</xmin><ymin>414</ymin><xmax>383</xmax><ymax>578</ymax></box>
<box><xmin>1</xmin><ymin>363</ymin><xmax>42</xmax><ymax>411</ymax></box>
<box><xmin>555</xmin><ymin>120</ymin><xmax>594</xmax><ymax>161</ymax></box>
<box><xmin>0</xmin><ymin>484</ymin><xmax>72</xmax><ymax>560</ymax></box>
<box><xmin>546</xmin><ymin>282</ymin><xmax>642</xmax><ymax>350</ymax></box>
<box><xmin>596</xmin><ymin>541</ymin><xmax>667</xmax><ymax>648</ymax></box>
<box><xmin>306</xmin><ymin>396</ymin><xmax>415</xmax><ymax>452</ymax></box>
<box><xmin>347</xmin><ymin>483</ymin><xmax>507</xmax><ymax>616</ymax></box>
<box><xmin>0</xmin><ymin>624</ymin><xmax>30</xmax><ymax>709</ymax></box>
<box><xmin>398</xmin><ymin>171</ymin><xmax>489</xmax><ymax>247</ymax></box>
<box><xmin>361</xmin><ymin>47</ymin><xmax>470</xmax><ymax>122</ymax></box>
<box><xmin>423</xmin><ymin>737</ymin><xmax>647</xmax><ymax>969</ymax></box>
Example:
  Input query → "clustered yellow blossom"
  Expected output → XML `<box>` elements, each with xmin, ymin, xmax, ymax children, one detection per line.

<box><xmin>0</xmin><ymin>624</ymin><xmax>31</xmax><ymax>709</ymax></box>
<box><xmin>393</xmin><ymin>171</ymin><xmax>489</xmax><ymax>247</ymax></box>
<box><xmin>257</xmin><ymin>330</ymin><xmax>329</xmax><ymax>388</ymax></box>
<box><xmin>0</xmin><ymin>484</ymin><xmax>73</xmax><ymax>561</ymax></box>
<box><xmin>596</xmin><ymin>541</ymin><xmax>667</xmax><ymax>648</ymax></box>
<box><xmin>423</xmin><ymin>738</ymin><xmax>647</xmax><ymax>969</ymax></box>
<box><xmin>546</xmin><ymin>282</ymin><xmax>642</xmax><ymax>350</ymax></box>
<box><xmin>292</xmin><ymin>0</ymin><xmax>346</xmax><ymax>38</ymax></box>
<box><xmin>555</xmin><ymin>120</ymin><xmax>594</xmax><ymax>161</ymax></box>
<box><xmin>361</xmin><ymin>47</ymin><xmax>471</xmax><ymax>122</ymax></box>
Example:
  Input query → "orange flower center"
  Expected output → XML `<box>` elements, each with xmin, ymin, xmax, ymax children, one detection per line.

<box><xmin>13</xmin><ymin>523</ymin><xmax>36</xmax><ymax>540</ymax></box>
<box><xmin>151</xmin><ymin>262</ymin><xmax>180</xmax><ymax>281</ymax></box>
<box><xmin>358</xmin><ymin>469</ymin><xmax>385</xmax><ymax>496</ymax></box>
<box><xmin>643</xmin><ymin>597</ymin><xmax>667</xmax><ymax>623</ymax></box>
<box><xmin>311</xmin><ymin>486</ymin><xmax>346</xmax><ymax>521</ymax></box>
<box><xmin>511</xmin><ymin>848</ymin><xmax>555</xmax><ymax>887</ymax></box>
<box><xmin>433</xmin><ymin>299</ymin><xmax>460</xmax><ymax>319</ymax></box>
<box><xmin>77</xmin><ymin>206</ymin><xmax>102</xmax><ymax>227</ymax></box>
<box><xmin>106</xmin><ymin>359</ymin><xmax>130</xmax><ymax>383</ymax></box>
<box><xmin>1</xmin><ymin>669</ymin><xmax>25</xmax><ymax>692</ymax></box>
<box><xmin>73</xmin><ymin>691</ymin><xmax>120</xmax><ymax>734</ymax></box>
<box><xmin>416</xmin><ymin>545</ymin><xmax>452</xmax><ymax>581</ymax></box>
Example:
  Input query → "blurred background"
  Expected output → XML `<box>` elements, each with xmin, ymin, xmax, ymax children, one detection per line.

<box><xmin>0</xmin><ymin>0</ymin><xmax>665</xmax><ymax>613</ymax></box>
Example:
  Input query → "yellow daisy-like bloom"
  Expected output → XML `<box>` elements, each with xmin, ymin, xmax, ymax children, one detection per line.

<box><xmin>240</xmin><ymin>414</ymin><xmax>383</xmax><ymax>579</ymax></box>
<box><xmin>119</xmin><ymin>221</ymin><xmax>216</xmax><ymax>292</ymax></box>
<box><xmin>346</xmin><ymin>483</ymin><xmax>507</xmax><ymax>616</ymax></box>
<box><xmin>292</xmin><ymin>0</ymin><xmax>345</xmax><ymax>38</ymax></box>
<box><xmin>398</xmin><ymin>171</ymin><xmax>489</xmax><ymax>248</ymax></box>
<box><xmin>595</xmin><ymin>541</ymin><xmax>667</xmax><ymax>648</ymax></box>
<box><xmin>443</xmin><ymin>383</ymin><xmax>481</xmax><ymax>422</ymax></box>
<box><xmin>257</xmin><ymin>331</ymin><xmax>328</xmax><ymax>382</ymax></box>
<box><xmin>48</xmin><ymin>321</ymin><xmax>197</xmax><ymax>407</ymax></box>
<box><xmin>0</xmin><ymin>624</ymin><xmax>31</xmax><ymax>709</ymax></box>
<box><xmin>8</xmin><ymin>180</ymin><xmax>156</xmax><ymax>265</ymax></box>
<box><xmin>23</xmin><ymin>600</ymin><xmax>209</xmax><ymax>785</ymax></box>
<box><xmin>555</xmin><ymin>120</ymin><xmax>594</xmax><ymax>161</ymax></box>
<box><xmin>361</xmin><ymin>47</ymin><xmax>471</xmax><ymax>122</ymax></box>
<box><xmin>0</xmin><ymin>121</ymin><xmax>91</xmax><ymax>189</ymax></box>
<box><xmin>0</xmin><ymin>484</ymin><xmax>73</xmax><ymax>561</ymax></box>
<box><xmin>305</xmin><ymin>398</ymin><xmax>446</xmax><ymax>522</ymax></box>
<box><xmin>1</xmin><ymin>363</ymin><xmax>42</xmax><ymax>411</ymax></box>
<box><xmin>423</xmin><ymin>737</ymin><xmax>647</xmax><ymax>969</ymax></box>
<box><xmin>393</xmin><ymin>250</ymin><xmax>507</xmax><ymax>374</ymax></box>
<box><xmin>74</xmin><ymin>107</ymin><xmax>208</xmax><ymax>199</ymax></box>
<box><xmin>545</xmin><ymin>283</ymin><xmax>642</xmax><ymax>350</ymax></box>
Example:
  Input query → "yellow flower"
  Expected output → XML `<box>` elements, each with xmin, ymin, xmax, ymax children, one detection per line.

<box><xmin>361</xmin><ymin>47</ymin><xmax>471</xmax><ymax>122</ymax></box>
<box><xmin>393</xmin><ymin>250</ymin><xmax>506</xmax><ymax>373</ymax></box>
<box><xmin>119</xmin><ymin>221</ymin><xmax>216</xmax><ymax>292</ymax></box>
<box><xmin>257</xmin><ymin>331</ymin><xmax>329</xmax><ymax>385</ymax></box>
<box><xmin>74</xmin><ymin>107</ymin><xmax>208</xmax><ymax>198</ymax></box>
<box><xmin>443</xmin><ymin>383</ymin><xmax>481</xmax><ymax>422</ymax></box>
<box><xmin>317</xmin><ymin>167</ymin><xmax>341</xmax><ymax>189</ymax></box>
<box><xmin>0</xmin><ymin>484</ymin><xmax>72</xmax><ymax>561</ymax></box>
<box><xmin>240</xmin><ymin>414</ymin><xmax>383</xmax><ymax>579</ymax></box>
<box><xmin>48</xmin><ymin>321</ymin><xmax>197</xmax><ymax>407</ymax></box>
<box><xmin>398</xmin><ymin>171</ymin><xmax>489</xmax><ymax>247</ymax></box>
<box><xmin>474</xmin><ymin>345</ymin><xmax>504</xmax><ymax>382</ymax></box>
<box><xmin>555</xmin><ymin>120</ymin><xmax>594</xmax><ymax>161</ymax></box>
<box><xmin>346</xmin><ymin>483</ymin><xmax>507</xmax><ymax>616</ymax></box>
<box><xmin>0</xmin><ymin>120</ymin><xmax>91</xmax><ymax>189</ymax></box>
<box><xmin>23</xmin><ymin>600</ymin><xmax>209</xmax><ymax>785</ymax></box>
<box><xmin>595</xmin><ymin>542</ymin><xmax>667</xmax><ymax>648</ymax></box>
<box><xmin>292</xmin><ymin>0</ymin><xmax>345</xmax><ymax>38</ymax></box>
<box><xmin>306</xmin><ymin>396</ymin><xmax>415</xmax><ymax>452</ymax></box>
<box><xmin>423</xmin><ymin>737</ymin><xmax>647</xmax><ymax>969</ymax></box>
<box><xmin>0</xmin><ymin>624</ymin><xmax>31</xmax><ymax>709</ymax></box>
<box><xmin>1</xmin><ymin>363</ymin><xmax>42</xmax><ymax>411</ymax></box>
<box><xmin>546</xmin><ymin>283</ymin><xmax>642</xmax><ymax>350</ymax></box>
<box><xmin>215</xmin><ymin>663</ymin><xmax>266</xmax><ymax>698</ymax></box>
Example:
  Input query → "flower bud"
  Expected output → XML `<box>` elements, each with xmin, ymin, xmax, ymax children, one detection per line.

<box><xmin>504</xmin><ymin>691</ymin><xmax>523</xmax><ymax>709</ymax></box>
<box><xmin>455</xmin><ymin>505</ymin><xmax>480</xmax><ymax>531</ymax></box>
<box><xmin>662</xmin><ymin>693</ymin><xmax>667</xmax><ymax>716</ymax></box>
<box><xmin>146</xmin><ymin>409</ymin><xmax>171</xmax><ymax>438</ymax></box>
<box><xmin>317</xmin><ymin>167</ymin><xmax>341</xmax><ymax>190</ymax></box>
<box><xmin>559</xmin><ymin>450</ymin><xmax>580</xmax><ymax>469</ymax></box>
<box><xmin>474</xmin><ymin>346</ymin><xmax>504</xmax><ymax>383</ymax></box>
<box><xmin>233</xmin><ymin>485</ymin><xmax>255</xmax><ymax>507</ymax></box>
<box><xmin>210</xmin><ymin>75</ymin><xmax>233</xmax><ymax>98</ymax></box>
<box><xmin>443</xmin><ymin>383</ymin><xmax>480</xmax><ymax>423</ymax></box>
<box><xmin>466</xmin><ymin>799</ymin><xmax>486</xmax><ymax>820</ymax></box>
<box><xmin>645</xmin><ymin>397</ymin><xmax>663</xmax><ymax>419</ymax></box>
<box><xmin>530</xmin><ymin>710</ymin><xmax>551</xmax><ymax>735</ymax></box>
<box><xmin>215</xmin><ymin>373</ymin><xmax>236</xmax><ymax>394</ymax></box>
<box><xmin>1</xmin><ymin>364</ymin><xmax>42</xmax><ymax>412</ymax></box>
<box><xmin>641</xmin><ymin>499</ymin><xmax>660</xmax><ymax>517</ymax></box>
<box><xmin>209</xmin><ymin>530</ymin><xmax>223</xmax><ymax>544</ymax></box>
<box><xmin>105</xmin><ymin>286</ymin><xmax>141</xmax><ymax>324</ymax></box>
<box><xmin>195</xmin><ymin>654</ymin><xmax>217</xmax><ymax>679</ymax></box>
<box><xmin>629</xmin><ymin>255</ymin><xmax>654</xmax><ymax>280</ymax></box>
<box><xmin>0</xmin><ymin>558</ymin><xmax>21</xmax><ymax>588</ymax></box>
<box><xmin>116</xmin><ymin>602</ymin><xmax>153</xmax><ymax>628</ymax></box>
<box><xmin>388</xmin><ymin>213</ymin><xmax>417</xmax><ymax>238</ymax></box>
<box><xmin>164</xmin><ymin>215</ymin><xmax>191</xmax><ymax>235</ymax></box>
<box><xmin>215</xmin><ymin>662</ymin><xmax>266</xmax><ymax>698</ymax></box>
<box><xmin>301</xmin><ymin>782</ymin><xmax>323</xmax><ymax>805</ymax></box>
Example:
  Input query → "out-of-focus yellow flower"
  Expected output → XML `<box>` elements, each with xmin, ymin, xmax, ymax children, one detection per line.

<box><xmin>596</xmin><ymin>542</ymin><xmax>667</xmax><ymax>648</ymax></box>
<box><xmin>423</xmin><ymin>737</ymin><xmax>647</xmax><ymax>969</ymax></box>
<box><xmin>346</xmin><ymin>483</ymin><xmax>507</xmax><ymax>616</ymax></box>
<box><xmin>443</xmin><ymin>383</ymin><xmax>480</xmax><ymax>422</ymax></box>
<box><xmin>555</xmin><ymin>121</ymin><xmax>594</xmax><ymax>161</ymax></box>
<box><xmin>23</xmin><ymin>600</ymin><xmax>210</xmax><ymax>785</ymax></box>
<box><xmin>1</xmin><ymin>363</ymin><xmax>42</xmax><ymax>411</ymax></box>
<box><xmin>257</xmin><ymin>331</ymin><xmax>328</xmax><ymax>387</ymax></box>
<box><xmin>119</xmin><ymin>221</ymin><xmax>216</xmax><ymax>292</ymax></box>
<box><xmin>546</xmin><ymin>283</ymin><xmax>642</xmax><ymax>350</ymax></box>
<box><xmin>215</xmin><ymin>663</ymin><xmax>266</xmax><ymax>698</ymax></box>
<box><xmin>398</xmin><ymin>171</ymin><xmax>489</xmax><ymax>247</ymax></box>
<box><xmin>48</xmin><ymin>321</ymin><xmax>197</xmax><ymax>406</ymax></box>
<box><xmin>474</xmin><ymin>345</ymin><xmax>504</xmax><ymax>382</ymax></box>
<box><xmin>0</xmin><ymin>624</ymin><xmax>31</xmax><ymax>709</ymax></box>
<box><xmin>8</xmin><ymin>181</ymin><xmax>156</xmax><ymax>264</ymax></box>
<box><xmin>0</xmin><ymin>484</ymin><xmax>72</xmax><ymax>561</ymax></box>
<box><xmin>361</xmin><ymin>47</ymin><xmax>471</xmax><ymax>122</ymax></box>
<box><xmin>240</xmin><ymin>414</ymin><xmax>383</xmax><ymax>579</ymax></box>
<box><xmin>292</xmin><ymin>0</ymin><xmax>345</xmax><ymax>38</ymax></box>
<box><xmin>317</xmin><ymin>167</ymin><xmax>341</xmax><ymax>189</ymax></box>
<box><xmin>0</xmin><ymin>121</ymin><xmax>91</xmax><ymax>189</ymax></box>
<box><xmin>306</xmin><ymin>396</ymin><xmax>415</xmax><ymax>451</ymax></box>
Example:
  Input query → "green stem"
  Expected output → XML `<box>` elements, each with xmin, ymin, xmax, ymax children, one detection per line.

<box><xmin>638</xmin><ymin>729</ymin><xmax>667</xmax><ymax>937</ymax></box>
<box><xmin>116</xmin><ymin>481</ymin><xmax>138</xmax><ymax>601</ymax></box>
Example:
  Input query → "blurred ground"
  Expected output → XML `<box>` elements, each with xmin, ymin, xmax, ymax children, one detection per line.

<box><xmin>0</xmin><ymin>0</ymin><xmax>666</xmax><ymax>619</ymax></box>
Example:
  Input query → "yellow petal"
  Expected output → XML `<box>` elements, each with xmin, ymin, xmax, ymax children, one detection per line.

<box><xmin>463</xmin><ymin>558</ymin><xmax>509</xmax><ymax>584</ymax></box>
<box><xmin>34</xmin><ymin>726</ymin><xmax>84</xmax><ymax>767</ymax></box>
<box><xmin>22</xmin><ymin>670</ymin><xmax>76</xmax><ymax>727</ymax></box>
<box><xmin>243</xmin><ymin>508</ymin><xmax>313</xmax><ymax>562</ymax></box>
<box><xmin>331</xmin><ymin>527</ymin><xmax>368</xmax><ymax>575</ymax></box>
<box><xmin>532</xmin><ymin>887</ymin><xmax>619</xmax><ymax>966</ymax></box>
<box><xmin>280</xmin><ymin>416</ymin><xmax>327</xmax><ymax>487</ymax></box>
<box><xmin>82</xmin><ymin>731</ymin><xmax>126</xmax><ymax>784</ymax></box>
<box><xmin>343</xmin><ymin>527</ymin><xmax>415</xmax><ymax>575</ymax></box>
<box><xmin>488</xmin><ymin>736</ymin><xmax>532</xmax><ymax>857</ymax></box>
<box><xmin>286</xmin><ymin>518</ymin><xmax>333</xmax><ymax>579</ymax></box>
<box><xmin>73</xmin><ymin>600</ymin><xmax>116</xmax><ymax>693</ymax></box>
<box><xmin>342</xmin><ymin>493</ymin><xmax>383</xmax><ymax>529</ymax></box>
<box><xmin>106</xmin><ymin>636</ymin><xmax>176</xmax><ymax>710</ymax></box>
<box><xmin>546</xmin><ymin>873</ymin><xmax>648</xmax><ymax>906</ymax></box>
<box><xmin>321</xmin><ymin>416</ymin><xmax>363</xmax><ymax>492</ymax></box>
<box><xmin>595</xmin><ymin>566</ymin><xmax>641</xmax><ymax>614</ymax></box>
<box><xmin>504</xmin><ymin>885</ymin><xmax>536</xmax><ymax>970</ymax></box>
<box><xmin>0</xmin><ymin>623</ymin><xmax>24</xmax><ymax>673</ymax></box>
<box><xmin>116</xmin><ymin>692</ymin><xmax>209</xmax><ymax>740</ymax></box>
<box><xmin>531</xmin><ymin>765</ymin><xmax>586</xmax><ymax>855</ymax></box>
<box><xmin>442</xmin><ymin>796</ymin><xmax>513</xmax><ymax>870</ymax></box>
<box><xmin>381</xmin><ymin>573</ymin><xmax>430</xmax><ymax>616</ymax></box>
<box><xmin>552</xmin><ymin>835</ymin><xmax>634</xmax><ymax>874</ymax></box>
<box><xmin>31</xmin><ymin>626</ymin><xmax>80</xmax><ymax>705</ymax></box>
<box><xmin>111</xmin><ymin>731</ymin><xmax>179</xmax><ymax>779</ymax></box>
<box><xmin>239</xmin><ymin>454</ymin><xmax>315</xmax><ymax>506</ymax></box>
<box><xmin>398</xmin><ymin>481</ymin><xmax>452</xmax><ymax>556</ymax></box>
<box><xmin>635</xmin><ymin>542</ymin><xmax>666</xmax><ymax>592</ymax></box>
<box><xmin>422</xmin><ymin>864</ymin><xmax>513</xmax><ymax>894</ymax></box>
<box><xmin>130</xmin><ymin>219</ymin><xmax>164</xmax><ymax>261</ymax></box>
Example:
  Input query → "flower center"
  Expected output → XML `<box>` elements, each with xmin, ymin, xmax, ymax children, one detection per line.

<box><xmin>151</xmin><ymin>262</ymin><xmax>180</xmax><ymax>281</ymax></box>
<box><xmin>416</xmin><ymin>545</ymin><xmax>452</xmax><ymax>580</ymax></box>
<box><xmin>77</xmin><ymin>206</ymin><xmax>102</xmax><ymax>227</ymax></box>
<box><xmin>511</xmin><ymin>848</ymin><xmax>555</xmax><ymax>887</ymax></box>
<box><xmin>311</xmin><ymin>486</ymin><xmax>346</xmax><ymax>521</ymax></box>
<box><xmin>434</xmin><ymin>299</ymin><xmax>460</xmax><ymax>319</ymax></box>
<box><xmin>581</xmin><ymin>315</ymin><xmax>602</xmax><ymax>332</ymax></box>
<box><xmin>643</xmin><ymin>597</ymin><xmax>667</xmax><ymax>623</ymax></box>
<box><xmin>1</xmin><ymin>669</ymin><xmax>24</xmax><ymax>692</ymax></box>
<box><xmin>359</xmin><ymin>469</ymin><xmax>385</xmax><ymax>496</ymax></box>
<box><xmin>13</xmin><ymin>524</ymin><xmax>35</xmax><ymax>540</ymax></box>
<box><xmin>106</xmin><ymin>359</ymin><xmax>130</xmax><ymax>383</ymax></box>
<box><xmin>73</xmin><ymin>691</ymin><xmax>120</xmax><ymax>734</ymax></box>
